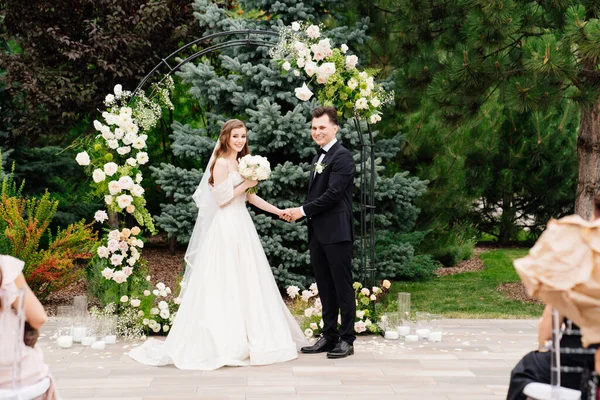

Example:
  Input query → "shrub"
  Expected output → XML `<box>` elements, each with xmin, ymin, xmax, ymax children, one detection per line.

<box><xmin>0</xmin><ymin>168</ymin><xmax>97</xmax><ymax>300</ymax></box>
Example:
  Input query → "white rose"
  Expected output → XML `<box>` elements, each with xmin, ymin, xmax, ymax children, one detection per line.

<box><xmin>309</xmin><ymin>283</ymin><xmax>318</xmax><ymax>294</ymax></box>
<box><xmin>122</xmin><ymin>132</ymin><xmax>136</xmax><ymax>145</ymax></box>
<box><xmin>118</xmin><ymin>241</ymin><xmax>129</xmax><ymax>252</ymax></box>
<box><xmin>93</xmin><ymin>120</ymin><xmax>103</xmax><ymax>131</ymax></box>
<box><xmin>97</xmin><ymin>246</ymin><xmax>110</xmax><ymax>259</ymax></box>
<box><xmin>117</xmin><ymin>146</ymin><xmax>131</xmax><ymax>155</ymax></box>
<box><xmin>304</xmin><ymin>60</ymin><xmax>318</xmax><ymax>77</ymax></box>
<box><xmin>282</xmin><ymin>61</ymin><xmax>291</xmax><ymax>71</ymax></box>
<box><xmin>94</xmin><ymin>210</ymin><xmax>109</xmax><ymax>223</ymax></box>
<box><xmin>137</xmin><ymin>152</ymin><xmax>149</xmax><ymax>165</ymax></box>
<box><xmin>294</xmin><ymin>83</ymin><xmax>314</xmax><ymax>102</ymax></box>
<box><xmin>304</xmin><ymin>328</ymin><xmax>314</xmax><ymax>338</ymax></box>
<box><xmin>120</xmin><ymin>106</ymin><xmax>132</xmax><ymax>116</ymax></box>
<box><xmin>108</xmin><ymin>229</ymin><xmax>120</xmax><ymax>240</ymax></box>
<box><xmin>92</xmin><ymin>169</ymin><xmax>106</xmax><ymax>183</ymax></box>
<box><xmin>150</xmin><ymin>308</ymin><xmax>159</xmax><ymax>315</ymax></box>
<box><xmin>116</xmin><ymin>194</ymin><xmax>133</xmax><ymax>209</ymax></box>
<box><xmin>104</xmin><ymin>195</ymin><xmax>113</xmax><ymax>205</ymax></box>
<box><xmin>320</xmin><ymin>62</ymin><xmax>336</xmax><ymax>77</ymax></box>
<box><xmin>341</xmin><ymin>44</ymin><xmax>349</xmax><ymax>53</ymax></box>
<box><xmin>304</xmin><ymin>308</ymin><xmax>314</xmax><ymax>317</ymax></box>
<box><xmin>114</xmin><ymin>84</ymin><xmax>123</xmax><ymax>97</ymax></box>
<box><xmin>131</xmin><ymin>184</ymin><xmax>145</xmax><ymax>197</ymax></box>
<box><xmin>126</xmin><ymin>204</ymin><xmax>135</xmax><ymax>214</ymax></box>
<box><xmin>293</xmin><ymin>70</ymin><xmax>300</xmax><ymax>76</ymax></box>
<box><xmin>291</xmin><ymin>21</ymin><xmax>300</xmax><ymax>31</ymax></box>
<box><xmin>156</xmin><ymin>282</ymin><xmax>166</xmax><ymax>290</ymax></box>
<box><xmin>144</xmin><ymin>290</ymin><xmax>151</xmax><ymax>296</ymax></box>
<box><xmin>110</xmin><ymin>254</ymin><xmax>124</xmax><ymax>266</ymax></box>
<box><xmin>101</xmin><ymin>267</ymin><xmax>114</xmax><ymax>279</ymax></box>
<box><xmin>118</xmin><ymin>176</ymin><xmax>134</xmax><ymax>190</ymax></box>
<box><xmin>371</xmin><ymin>97</ymin><xmax>381</xmax><ymax>107</ymax></box>
<box><xmin>306</xmin><ymin>25</ymin><xmax>320</xmax><ymax>39</ymax></box>
<box><xmin>132</xmin><ymin>138</ymin><xmax>146</xmax><ymax>150</ymax></box>
<box><xmin>361</xmin><ymin>288</ymin><xmax>370</xmax><ymax>296</ymax></box>
<box><xmin>108</xmin><ymin>181</ymin><xmax>121</xmax><ymax>195</ymax></box>
<box><xmin>126</xmin><ymin>157</ymin><xmax>137</xmax><ymax>167</ymax></box>
<box><xmin>382</xmin><ymin>279</ymin><xmax>391</xmax><ymax>289</ymax></box>
<box><xmin>130</xmin><ymin>299</ymin><xmax>141</xmax><ymax>307</ymax></box>
<box><xmin>370</xmin><ymin>294</ymin><xmax>377</xmax><ymax>301</ymax></box>
<box><xmin>75</xmin><ymin>151</ymin><xmax>90</xmax><ymax>166</ymax></box>
<box><xmin>310</xmin><ymin>322</ymin><xmax>318</xmax><ymax>330</ymax></box>
<box><xmin>131</xmin><ymin>226</ymin><xmax>141</xmax><ymax>236</ymax></box>
<box><xmin>301</xmin><ymin>290</ymin><xmax>313</xmax><ymax>302</ymax></box>
<box><xmin>345</xmin><ymin>55</ymin><xmax>359</xmax><ymax>70</ymax></box>
<box><xmin>355</xmin><ymin>321</ymin><xmax>367</xmax><ymax>333</ymax></box>
<box><xmin>158</xmin><ymin>300</ymin><xmax>168</xmax><ymax>310</ymax></box>
<box><xmin>297</xmin><ymin>57</ymin><xmax>305</xmax><ymax>68</ymax></box>
<box><xmin>347</xmin><ymin>78</ymin><xmax>358</xmax><ymax>90</ymax></box>
<box><xmin>120</xmin><ymin>295</ymin><xmax>129</xmax><ymax>303</ymax></box>
<box><xmin>113</xmin><ymin>128</ymin><xmax>124</xmax><ymax>140</ymax></box>
<box><xmin>104</xmin><ymin>162</ymin><xmax>118</xmax><ymax>176</ymax></box>
<box><xmin>107</xmin><ymin>139</ymin><xmax>119</xmax><ymax>149</ymax></box>
<box><xmin>127</xmin><ymin>257</ymin><xmax>136</xmax><ymax>266</ymax></box>
<box><xmin>105</xmin><ymin>94</ymin><xmax>115</xmax><ymax>104</ymax></box>
<box><xmin>163</xmin><ymin>325</ymin><xmax>170</xmax><ymax>333</ymax></box>
<box><xmin>356</xmin><ymin>310</ymin><xmax>366</xmax><ymax>319</ymax></box>
<box><xmin>286</xmin><ymin>285</ymin><xmax>300</xmax><ymax>299</ymax></box>
<box><xmin>142</xmin><ymin>318</ymin><xmax>149</xmax><ymax>325</ymax></box>
<box><xmin>369</xmin><ymin>114</ymin><xmax>382</xmax><ymax>124</ymax></box>
<box><xmin>135</xmin><ymin>173</ymin><xmax>143</xmax><ymax>183</ymax></box>
<box><xmin>123</xmin><ymin>266</ymin><xmax>133</xmax><ymax>276</ymax></box>
<box><xmin>355</xmin><ymin>98</ymin><xmax>369</xmax><ymax>110</ymax></box>
<box><xmin>107</xmin><ymin>239</ymin><xmax>118</xmax><ymax>252</ymax></box>
<box><xmin>159</xmin><ymin>309</ymin><xmax>170</xmax><ymax>319</ymax></box>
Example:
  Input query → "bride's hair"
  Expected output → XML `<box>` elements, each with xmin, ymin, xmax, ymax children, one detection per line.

<box><xmin>208</xmin><ymin>119</ymin><xmax>250</xmax><ymax>186</ymax></box>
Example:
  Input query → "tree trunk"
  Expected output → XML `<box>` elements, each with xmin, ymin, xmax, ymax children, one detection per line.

<box><xmin>108</xmin><ymin>209</ymin><xmax>119</xmax><ymax>229</ymax></box>
<box><xmin>576</xmin><ymin>97</ymin><xmax>600</xmax><ymax>219</ymax></box>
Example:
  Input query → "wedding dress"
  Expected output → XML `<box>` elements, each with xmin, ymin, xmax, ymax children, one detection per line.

<box><xmin>128</xmin><ymin>170</ymin><xmax>307</xmax><ymax>370</ymax></box>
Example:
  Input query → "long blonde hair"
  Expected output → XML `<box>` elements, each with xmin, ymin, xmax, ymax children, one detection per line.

<box><xmin>208</xmin><ymin>119</ymin><xmax>249</xmax><ymax>186</ymax></box>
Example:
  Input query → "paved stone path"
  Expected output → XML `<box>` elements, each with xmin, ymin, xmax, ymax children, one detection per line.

<box><xmin>40</xmin><ymin>319</ymin><xmax>537</xmax><ymax>399</ymax></box>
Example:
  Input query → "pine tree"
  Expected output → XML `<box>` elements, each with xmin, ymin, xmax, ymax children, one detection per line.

<box><xmin>384</xmin><ymin>0</ymin><xmax>600</xmax><ymax>219</ymax></box>
<box><xmin>151</xmin><ymin>0</ymin><xmax>429</xmax><ymax>287</ymax></box>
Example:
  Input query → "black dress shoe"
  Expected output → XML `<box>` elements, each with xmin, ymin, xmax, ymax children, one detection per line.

<box><xmin>301</xmin><ymin>337</ymin><xmax>338</xmax><ymax>354</ymax></box>
<box><xmin>326</xmin><ymin>341</ymin><xmax>354</xmax><ymax>359</ymax></box>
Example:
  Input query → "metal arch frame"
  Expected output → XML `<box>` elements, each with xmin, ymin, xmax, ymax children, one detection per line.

<box><xmin>130</xmin><ymin>29</ymin><xmax>377</xmax><ymax>287</ymax></box>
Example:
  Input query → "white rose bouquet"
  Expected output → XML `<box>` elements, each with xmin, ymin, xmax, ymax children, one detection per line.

<box><xmin>238</xmin><ymin>155</ymin><xmax>271</xmax><ymax>194</ymax></box>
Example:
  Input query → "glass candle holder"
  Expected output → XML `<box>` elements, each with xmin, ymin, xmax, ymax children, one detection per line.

<box><xmin>415</xmin><ymin>311</ymin><xmax>431</xmax><ymax>339</ymax></box>
<box><xmin>103</xmin><ymin>316</ymin><xmax>117</xmax><ymax>344</ymax></box>
<box><xmin>56</xmin><ymin>306</ymin><xmax>74</xmax><ymax>349</ymax></box>
<box><xmin>428</xmin><ymin>314</ymin><xmax>443</xmax><ymax>342</ymax></box>
<box><xmin>383</xmin><ymin>313</ymin><xmax>400</xmax><ymax>340</ymax></box>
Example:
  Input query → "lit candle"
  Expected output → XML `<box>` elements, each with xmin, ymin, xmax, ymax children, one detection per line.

<box><xmin>81</xmin><ymin>336</ymin><xmax>95</xmax><ymax>346</ymax></box>
<box><xmin>405</xmin><ymin>334</ymin><xmax>419</xmax><ymax>342</ymax></box>
<box><xmin>396</xmin><ymin>326</ymin><xmax>410</xmax><ymax>336</ymax></box>
<box><xmin>384</xmin><ymin>330</ymin><xmax>399</xmax><ymax>340</ymax></box>
<box><xmin>104</xmin><ymin>335</ymin><xmax>117</xmax><ymax>344</ymax></box>
<box><xmin>416</xmin><ymin>328</ymin><xmax>430</xmax><ymax>339</ymax></box>
<box><xmin>72</xmin><ymin>326</ymin><xmax>87</xmax><ymax>343</ymax></box>
<box><xmin>57</xmin><ymin>335</ymin><xmax>73</xmax><ymax>348</ymax></box>
<box><xmin>429</xmin><ymin>331</ymin><xmax>442</xmax><ymax>342</ymax></box>
<box><xmin>91</xmin><ymin>340</ymin><xmax>106</xmax><ymax>350</ymax></box>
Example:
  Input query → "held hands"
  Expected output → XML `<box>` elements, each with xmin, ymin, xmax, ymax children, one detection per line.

<box><xmin>279</xmin><ymin>207</ymin><xmax>302</xmax><ymax>222</ymax></box>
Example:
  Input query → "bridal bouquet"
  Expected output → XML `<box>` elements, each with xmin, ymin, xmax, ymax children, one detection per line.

<box><xmin>238</xmin><ymin>154</ymin><xmax>271</xmax><ymax>194</ymax></box>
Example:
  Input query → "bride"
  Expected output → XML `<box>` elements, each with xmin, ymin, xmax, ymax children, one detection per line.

<box><xmin>128</xmin><ymin>119</ymin><xmax>307</xmax><ymax>370</ymax></box>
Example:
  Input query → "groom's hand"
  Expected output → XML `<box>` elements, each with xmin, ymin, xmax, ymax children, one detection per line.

<box><xmin>279</xmin><ymin>209</ymin><xmax>292</xmax><ymax>222</ymax></box>
<box><xmin>286</xmin><ymin>207</ymin><xmax>302</xmax><ymax>222</ymax></box>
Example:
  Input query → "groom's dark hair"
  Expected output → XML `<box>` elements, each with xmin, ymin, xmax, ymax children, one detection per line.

<box><xmin>312</xmin><ymin>106</ymin><xmax>339</xmax><ymax>126</ymax></box>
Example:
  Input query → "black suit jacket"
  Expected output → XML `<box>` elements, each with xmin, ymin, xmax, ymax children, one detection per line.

<box><xmin>303</xmin><ymin>141</ymin><xmax>355</xmax><ymax>245</ymax></box>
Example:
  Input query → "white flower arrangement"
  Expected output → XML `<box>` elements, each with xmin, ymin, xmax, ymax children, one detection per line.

<box><xmin>238</xmin><ymin>154</ymin><xmax>271</xmax><ymax>194</ymax></box>
<box><xmin>76</xmin><ymin>79</ymin><xmax>173</xmax><ymax>284</ymax></box>
<box><xmin>270</xmin><ymin>22</ymin><xmax>394</xmax><ymax>123</ymax></box>
<box><xmin>286</xmin><ymin>279</ymin><xmax>392</xmax><ymax>338</ymax></box>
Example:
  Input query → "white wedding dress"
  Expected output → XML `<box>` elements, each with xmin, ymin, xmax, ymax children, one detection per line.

<box><xmin>128</xmin><ymin>171</ymin><xmax>307</xmax><ymax>370</ymax></box>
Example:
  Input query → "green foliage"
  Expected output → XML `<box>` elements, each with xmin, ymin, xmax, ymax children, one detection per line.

<box><xmin>0</xmin><ymin>0</ymin><xmax>201</xmax><ymax>144</ymax></box>
<box><xmin>0</xmin><ymin>169</ymin><xmax>98</xmax><ymax>300</ymax></box>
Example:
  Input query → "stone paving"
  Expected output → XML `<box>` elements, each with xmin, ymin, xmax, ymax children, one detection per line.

<box><xmin>40</xmin><ymin>319</ymin><xmax>538</xmax><ymax>399</ymax></box>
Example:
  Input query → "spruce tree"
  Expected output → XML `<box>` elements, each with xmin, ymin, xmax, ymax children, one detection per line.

<box><xmin>151</xmin><ymin>0</ymin><xmax>429</xmax><ymax>287</ymax></box>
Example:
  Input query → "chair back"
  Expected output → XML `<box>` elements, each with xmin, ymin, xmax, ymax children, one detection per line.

<box><xmin>0</xmin><ymin>288</ymin><xmax>26</xmax><ymax>390</ymax></box>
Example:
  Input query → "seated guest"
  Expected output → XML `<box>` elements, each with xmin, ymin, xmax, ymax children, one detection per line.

<box><xmin>0</xmin><ymin>254</ymin><xmax>60</xmax><ymax>399</ymax></box>
<box><xmin>507</xmin><ymin>305</ymin><xmax>597</xmax><ymax>400</ymax></box>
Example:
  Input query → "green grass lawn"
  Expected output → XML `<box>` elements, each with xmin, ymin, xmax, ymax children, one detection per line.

<box><xmin>388</xmin><ymin>248</ymin><xmax>544</xmax><ymax>319</ymax></box>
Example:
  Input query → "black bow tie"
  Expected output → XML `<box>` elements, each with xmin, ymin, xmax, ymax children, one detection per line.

<box><xmin>318</xmin><ymin>148</ymin><xmax>328</xmax><ymax>155</ymax></box>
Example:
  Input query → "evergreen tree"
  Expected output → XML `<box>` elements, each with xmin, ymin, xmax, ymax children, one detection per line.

<box><xmin>384</xmin><ymin>0</ymin><xmax>600</xmax><ymax>219</ymax></box>
<box><xmin>151</xmin><ymin>0</ymin><xmax>430</xmax><ymax>287</ymax></box>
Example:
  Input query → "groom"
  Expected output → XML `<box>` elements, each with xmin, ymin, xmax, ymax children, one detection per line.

<box><xmin>284</xmin><ymin>106</ymin><xmax>356</xmax><ymax>359</ymax></box>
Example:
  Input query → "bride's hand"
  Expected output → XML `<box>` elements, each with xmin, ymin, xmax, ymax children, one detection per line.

<box><xmin>244</xmin><ymin>179</ymin><xmax>258</xmax><ymax>188</ymax></box>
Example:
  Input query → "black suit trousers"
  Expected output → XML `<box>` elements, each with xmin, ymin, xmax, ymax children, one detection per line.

<box><xmin>309</xmin><ymin>236</ymin><xmax>356</xmax><ymax>345</ymax></box>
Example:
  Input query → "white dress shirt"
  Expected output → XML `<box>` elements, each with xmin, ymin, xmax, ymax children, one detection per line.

<box><xmin>300</xmin><ymin>138</ymin><xmax>338</xmax><ymax>217</ymax></box>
